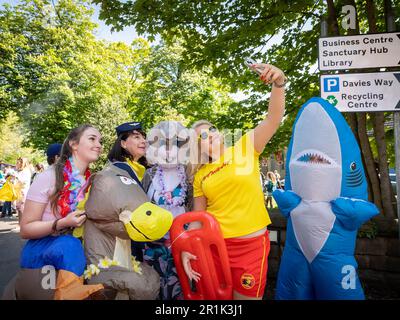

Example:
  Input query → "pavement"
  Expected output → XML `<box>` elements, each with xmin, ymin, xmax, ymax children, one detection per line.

<box><xmin>0</xmin><ymin>216</ymin><xmax>26</xmax><ymax>298</ymax></box>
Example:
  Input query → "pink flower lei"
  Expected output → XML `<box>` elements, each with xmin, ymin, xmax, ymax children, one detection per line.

<box><xmin>154</xmin><ymin>165</ymin><xmax>187</xmax><ymax>210</ymax></box>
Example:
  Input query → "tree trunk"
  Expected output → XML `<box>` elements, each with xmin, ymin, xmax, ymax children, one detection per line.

<box><xmin>330</xmin><ymin>0</ymin><xmax>380</xmax><ymax>206</ymax></box>
<box><xmin>343</xmin><ymin>0</ymin><xmax>382</xmax><ymax>207</ymax></box>
<box><xmin>357</xmin><ymin>113</ymin><xmax>382</xmax><ymax>208</ymax></box>
<box><xmin>365</xmin><ymin>0</ymin><xmax>395</xmax><ymax>218</ymax></box>
<box><xmin>326</xmin><ymin>0</ymin><xmax>339</xmax><ymax>36</ymax></box>
<box><xmin>384</xmin><ymin>0</ymin><xmax>398</xmax><ymax>214</ymax></box>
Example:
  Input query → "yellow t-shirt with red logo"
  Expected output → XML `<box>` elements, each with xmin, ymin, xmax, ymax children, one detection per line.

<box><xmin>193</xmin><ymin>132</ymin><xmax>271</xmax><ymax>238</ymax></box>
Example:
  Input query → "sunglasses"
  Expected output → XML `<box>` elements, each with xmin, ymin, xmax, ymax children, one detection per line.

<box><xmin>148</xmin><ymin>136</ymin><xmax>189</xmax><ymax>148</ymax></box>
<box><xmin>198</xmin><ymin>126</ymin><xmax>218</xmax><ymax>141</ymax></box>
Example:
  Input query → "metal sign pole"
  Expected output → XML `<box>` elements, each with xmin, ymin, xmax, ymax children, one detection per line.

<box><xmin>387</xmin><ymin>14</ymin><xmax>400</xmax><ymax>238</ymax></box>
<box><xmin>395</xmin><ymin>111</ymin><xmax>400</xmax><ymax>238</ymax></box>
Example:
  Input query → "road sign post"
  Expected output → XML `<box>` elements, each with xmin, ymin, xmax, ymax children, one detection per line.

<box><xmin>386</xmin><ymin>14</ymin><xmax>400</xmax><ymax>239</ymax></box>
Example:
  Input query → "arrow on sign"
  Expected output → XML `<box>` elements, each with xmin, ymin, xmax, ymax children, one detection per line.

<box><xmin>396</xmin><ymin>34</ymin><xmax>400</xmax><ymax>64</ymax></box>
<box><xmin>396</xmin><ymin>73</ymin><xmax>400</xmax><ymax>109</ymax></box>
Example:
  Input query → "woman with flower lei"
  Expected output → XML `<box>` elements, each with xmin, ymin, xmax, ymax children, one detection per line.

<box><xmin>142</xmin><ymin>120</ymin><xmax>193</xmax><ymax>300</ymax></box>
<box><xmin>6</xmin><ymin>125</ymin><xmax>104</xmax><ymax>300</ymax></box>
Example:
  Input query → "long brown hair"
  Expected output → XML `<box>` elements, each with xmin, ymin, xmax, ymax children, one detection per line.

<box><xmin>49</xmin><ymin>124</ymin><xmax>95</xmax><ymax>215</ymax></box>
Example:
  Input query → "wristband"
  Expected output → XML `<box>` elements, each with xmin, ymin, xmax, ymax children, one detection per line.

<box><xmin>52</xmin><ymin>218</ymin><xmax>61</xmax><ymax>233</ymax></box>
<box><xmin>274</xmin><ymin>76</ymin><xmax>288</xmax><ymax>88</ymax></box>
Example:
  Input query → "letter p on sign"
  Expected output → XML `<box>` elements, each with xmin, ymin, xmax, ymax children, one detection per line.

<box><xmin>324</xmin><ymin>77</ymin><xmax>340</xmax><ymax>92</ymax></box>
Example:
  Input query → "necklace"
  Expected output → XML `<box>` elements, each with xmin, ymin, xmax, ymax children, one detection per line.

<box><xmin>57</xmin><ymin>157</ymin><xmax>91</xmax><ymax>217</ymax></box>
<box><xmin>154</xmin><ymin>165</ymin><xmax>187</xmax><ymax>210</ymax></box>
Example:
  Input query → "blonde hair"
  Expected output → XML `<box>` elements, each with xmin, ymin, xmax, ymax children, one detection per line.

<box><xmin>16</xmin><ymin>157</ymin><xmax>29</xmax><ymax>171</ymax></box>
<box><xmin>186</xmin><ymin>120</ymin><xmax>214</xmax><ymax>183</ymax></box>
<box><xmin>267</xmin><ymin>171</ymin><xmax>277</xmax><ymax>184</ymax></box>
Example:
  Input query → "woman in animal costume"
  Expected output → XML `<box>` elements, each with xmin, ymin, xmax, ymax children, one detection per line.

<box><xmin>182</xmin><ymin>63</ymin><xmax>286</xmax><ymax>300</ymax></box>
<box><xmin>82</xmin><ymin>159</ymin><xmax>173</xmax><ymax>300</ymax></box>
<box><xmin>107</xmin><ymin>121</ymin><xmax>149</xmax><ymax>262</ymax></box>
<box><xmin>2</xmin><ymin>125</ymin><xmax>104</xmax><ymax>300</ymax></box>
<box><xmin>141</xmin><ymin>120</ymin><xmax>192</xmax><ymax>300</ymax></box>
<box><xmin>272</xmin><ymin>97</ymin><xmax>379</xmax><ymax>300</ymax></box>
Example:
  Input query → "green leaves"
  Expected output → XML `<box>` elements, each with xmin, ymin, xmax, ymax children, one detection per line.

<box><xmin>91</xmin><ymin>0</ymin><xmax>325</xmax><ymax>154</ymax></box>
<box><xmin>0</xmin><ymin>0</ymin><xmax>135</xmax><ymax>165</ymax></box>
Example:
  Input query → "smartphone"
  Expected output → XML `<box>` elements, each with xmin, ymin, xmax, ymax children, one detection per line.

<box><xmin>245</xmin><ymin>58</ymin><xmax>265</xmax><ymax>75</ymax></box>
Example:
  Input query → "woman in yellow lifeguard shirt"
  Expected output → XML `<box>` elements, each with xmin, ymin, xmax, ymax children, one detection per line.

<box><xmin>183</xmin><ymin>63</ymin><xmax>286</xmax><ymax>300</ymax></box>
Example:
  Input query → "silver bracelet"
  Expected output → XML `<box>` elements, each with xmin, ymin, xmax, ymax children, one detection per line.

<box><xmin>274</xmin><ymin>76</ymin><xmax>288</xmax><ymax>88</ymax></box>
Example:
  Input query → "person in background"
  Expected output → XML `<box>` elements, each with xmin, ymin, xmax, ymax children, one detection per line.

<box><xmin>0</xmin><ymin>168</ymin><xmax>5</xmax><ymax>187</ymax></box>
<box><xmin>274</xmin><ymin>170</ymin><xmax>282</xmax><ymax>189</ymax></box>
<box><xmin>0</xmin><ymin>174</ymin><xmax>16</xmax><ymax>218</ymax></box>
<box><xmin>31</xmin><ymin>164</ymin><xmax>45</xmax><ymax>183</ymax></box>
<box><xmin>15</xmin><ymin>158</ymin><xmax>32</xmax><ymax>217</ymax></box>
<box><xmin>46</xmin><ymin>143</ymin><xmax>62</xmax><ymax>166</ymax></box>
<box><xmin>265</xmin><ymin>171</ymin><xmax>278</xmax><ymax>209</ymax></box>
<box><xmin>4</xmin><ymin>165</ymin><xmax>16</xmax><ymax>177</ymax></box>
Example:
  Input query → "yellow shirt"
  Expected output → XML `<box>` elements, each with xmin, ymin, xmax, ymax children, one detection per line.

<box><xmin>126</xmin><ymin>159</ymin><xmax>146</xmax><ymax>182</ymax></box>
<box><xmin>193</xmin><ymin>133</ymin><xmax>271</xmax><ymax>238</ymax></box>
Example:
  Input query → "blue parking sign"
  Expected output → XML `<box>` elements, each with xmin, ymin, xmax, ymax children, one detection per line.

<box><xmin>323</xmin><ymin>77</ymin><xmax>340</xmax><ymax>92</ymax></box>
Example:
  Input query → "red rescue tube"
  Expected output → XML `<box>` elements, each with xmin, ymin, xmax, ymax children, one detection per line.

<box><xmin>170</xmin><ymin>211</ymin><xmax>233</xmax><ymax>300</ymax></box>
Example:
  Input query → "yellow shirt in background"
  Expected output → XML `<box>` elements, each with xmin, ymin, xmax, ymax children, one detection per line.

<box><xmin>193</xmin><ymin>133</ymin><xmax>271</xmax><ymax>238</ymax></box>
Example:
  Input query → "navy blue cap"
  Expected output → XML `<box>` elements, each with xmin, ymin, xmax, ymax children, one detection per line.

<box><xmin>46</xmin><ymin>143</ymin><xmax>62</xmax><ymax>158</ymax></box>
<box><xmin>115</xmin><ymin>121</ymin><xmax>143</xmax><ymax>136</ymax></box>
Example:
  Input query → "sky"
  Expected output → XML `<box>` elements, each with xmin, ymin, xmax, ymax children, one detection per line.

<box><xmin>0</xmin><ymin>0</ymin><xmax>139</xmax><ymax>44</ymax></box>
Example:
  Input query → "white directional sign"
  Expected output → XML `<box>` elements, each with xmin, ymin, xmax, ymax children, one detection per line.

<box><xmin>319</xmin><ymin>32</ymin><xmax>400</xmax><ymax>70</ymax></box>
<box><xmin>320</xmin><ymin>72</ymin><xmax>400</xmax><ymax>112</ymax></box>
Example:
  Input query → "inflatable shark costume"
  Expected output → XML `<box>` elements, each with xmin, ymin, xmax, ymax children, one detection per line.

<box><xmin>273</xmin><ymin>97</ymin><xmax>379</xmax><ymax>300</ymax></box>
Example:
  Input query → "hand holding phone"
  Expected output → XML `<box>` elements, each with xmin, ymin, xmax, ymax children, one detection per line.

<box><xmin>245</xmin><ymin>58</ymin><xmax>265</xmax><ymax>75</ymax></box>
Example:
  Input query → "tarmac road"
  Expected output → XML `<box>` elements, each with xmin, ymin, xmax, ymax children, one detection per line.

<box><xmin>0</xmin><ymin>216</ymin><xmax>26</xmax><ymax>297</ymax></box>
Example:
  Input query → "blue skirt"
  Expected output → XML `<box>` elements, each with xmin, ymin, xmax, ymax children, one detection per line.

<box><xmin>20</xmin><ymin>235</ymin><xmax>86</xmax><ymax>276</ymax></box>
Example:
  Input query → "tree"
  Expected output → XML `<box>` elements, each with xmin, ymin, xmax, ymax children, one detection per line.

<box><xmin>94</xmin><ymin>0</ymin><xmax>400</xmax><ymax>217</ymax></box>
<box><xmin>0</xmin><ymin>111</ymin><xmax>45</xmax><ymax>164</ymax></box>
<box><xmin>93</xmin><ymin>0</ymin><xmax>323</xmax><ymax>155</ymax></box>
<box><xmin>127</xmin><ymin>41</ymin><xmax>235</xmax><ymax>128</ymax></box>
<box><xmin>0</xmin><ymin>0</ymin><xmax>143</xmax><ymax>167</ymax></box>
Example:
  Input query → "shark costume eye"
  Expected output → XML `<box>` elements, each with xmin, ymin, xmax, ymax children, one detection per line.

<box><xmin>350</xmin><ymin>162</ymin><xmax>357</xmax><ymax>171</ymax></box>
<box><xmin>119</xmin><ymin>176</ymin><xmax>137</xmax><ymax>185</ymax></box>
